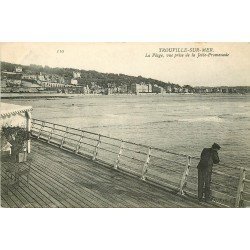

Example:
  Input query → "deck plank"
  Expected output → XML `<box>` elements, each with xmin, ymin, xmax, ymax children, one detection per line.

<box><xmin>32</xmin><ymin>147</ymin><xmax>180</xmax><ymax>207</ymax></box>
<box><xmin>1</xmin><ymin>172</ymin><xmax>35</xmax><ymax>208</ymax></box>
<box><xmin>31</xmin><ymin>150</ymin><xmax>151</xmax><ymax>207</ymax></box>
<box><xmin>32</xmin><ymin>144</ymin><xmax>188</xmax><ymax>207</ymax></box>
<box><xmin>1</xmin><ymin>139</ymin><xmax>220</xmax><ymax>208</ymax></box>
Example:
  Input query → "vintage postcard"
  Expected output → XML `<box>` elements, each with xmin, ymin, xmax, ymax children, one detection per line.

<box><xmin>1</xmin><ymin>42</ymin><xmax>249</xmax><ymax>208</ymax></box>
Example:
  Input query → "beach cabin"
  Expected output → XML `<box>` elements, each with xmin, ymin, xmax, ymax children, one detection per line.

<box><xmin>1</xmin><ymin>103</ymin><xmax>32</xmax><ymax>156</ymax></box>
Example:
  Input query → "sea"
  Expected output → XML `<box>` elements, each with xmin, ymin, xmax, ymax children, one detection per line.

<box><xmin>3</xmin><ymin>94</ymin><xmax>250</xmax><ymax>169</ymax></box>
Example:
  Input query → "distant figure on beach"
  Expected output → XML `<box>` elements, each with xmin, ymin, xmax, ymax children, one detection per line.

<box><xmin>197</xmin><ymin>143</ymin><xmax>221</xmax><ymax>202</ymax></box>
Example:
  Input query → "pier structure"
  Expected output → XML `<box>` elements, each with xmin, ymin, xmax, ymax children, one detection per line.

<box><xmin>1</xmin><ymin>118</ymin><xmax>250</xmax><ymax>208</ymax></box>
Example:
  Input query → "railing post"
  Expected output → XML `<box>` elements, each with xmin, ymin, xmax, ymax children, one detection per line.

<box><xmin>38</xmin><ymin>121</ymin><xmax>45</xmax><ymax>139</ymax></box>
<box><xmin>179</xmin><ymin>155</ymin><xmax>191</xmax><ymax>195</ymax></box>
<box><xmin>30</xmin><ymin>119</ymin><xmax>34</xmax><ymax>131</ymax></box>
<box><xmin>114</xmin><ymin>140</ymin><xmax>124</xmax><ymax>169</ymax></box>
<box><xmin>48</xmin><ymin>124</ymin><xmax>55</xmax><ymax>143</ymax></box>
<box><xmin>60</xmin><ymin>127</ymin><xmax>68</xmax><ymax>148</ymax></box>
<box><xmin>141</xmin><ymin>147</ymin><xmax>151</xmax><ymax>181</ymax></box>
<box><xmin>25</xmin><ymin>111</ymin><xmax>32</xmax><ymax>153</ymax></box>
<box><xmin>75</xmin><ymin>131</ymin><xmax>84</xmax><ymax>154</ymax></box>
<box><xmin>92</xmin><ymin>134</ymin><xmax>101</xmax><ymax>161</ymax></box>
<box><xmin>235</xmin><ymin>167</ymin><xmax>246</xmax><ymax>208</ymax></box>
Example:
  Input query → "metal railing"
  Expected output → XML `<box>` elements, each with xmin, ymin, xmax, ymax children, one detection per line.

<box><xmin>31</xmin><ymin>118</ymin><xmax>250</xmax><ymax>207</ymax></box>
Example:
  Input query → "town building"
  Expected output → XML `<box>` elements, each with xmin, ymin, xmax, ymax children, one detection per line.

<box><xmin>172</xmin><ymin>87</ymin><xmax>179</xmax><ymax>93</ymax></box>
<box><xmin>13</xmin><ymin>80</ymin><xmax>22</xmax><ymax>86</ymax></box>
<box><xmin>166</xmin><ymin>86</ymin><xmax>172</xmax><ymax>93</ymax></box>
<box><xmin>39</xmin><ymin>81</ymin><xmax>65</xmax><ymax>88</ymax></box>
<box><xmin>22</xmin><ymin>74</ymin><xmax>37</xmax><ymax>80</ymax></box>
<box><xmin>152</xmin><ymin>85</ymin><xmax>166</xmax><ymax>94</ymax></box>
<box><xmin>73</xmin><ymin>71</ymin><xmax>81</xmax><ymax>78</ymax></box>
<box><xmin>83</xmin><ymin>85</ymin><xmax>90</xmax><ymax>94</ymax></box>
<box><xmin>71</xmin><ymin>79</ymin><xmax>78</xmax><ymax>85</ymax></box>
<box><xmin>15</xmin><ymin>66</ymin><xmax>22</xmax><ymax>73</ymax></box>
<box><xmin>37</xmin><ymin>74</ymin><xmax>46</xmax><ymax>81</ymax></box>
<box><xmin>131</xmin><ymin>82</ymin><xmax>152</xmax><ymax>94</ymax></box>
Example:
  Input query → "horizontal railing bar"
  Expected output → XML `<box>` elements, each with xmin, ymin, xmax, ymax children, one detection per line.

<box><xmin>54</xmin><ymin>128</ymin><xmax>98</xmax><ymax>140</ymax></box>
<box><xmin>49</xmin><ymin>139</ymin><xmax>61</xmax><ymax>144</ymax></box>
<box><xmin>51</xmin><ymin>127</ymin><xmax>68</xmax><ymax>133</ymax></box>
<box><xmin>96</xmin><ymin>154</ymin><xmax>116</xmax><ymax>164</ymax></box>
<box><xmin>78</xmin><ymin>141</ymin><xmax>96</xmax><ymax>148</ymax></box>
<box><xmin>99</xmin><ymin>140</ymin><xmax>121</xmax><ymax>148</ymax></box>
<box><xmin>78</xmin><ymin>147</ymin><xmax>94</xmax><ymax>154</ymax></box>
<box><xmin>120</xmin><ymin>153</ymin><xmax>145</xmax><ymax>163</ymax></box>
<box><xmin>61</xmin><ymin>144</ymin><xmax>76</xmax><ymax>151</ymax></box>
<box><xmin>210</xmin><ymin>189</ymin><xmax>236</xmax><ymax>201</ymax></box>
<box><xmin>31</xmin><ymin>121</ymin><xmax>43</xmax><ymax>126</ymax></box>
<box><xmin>49</xmin><ymin>132</ymin><xmax>65</xmax><ymax>137</ymax></box>
<box><xmin>213</xmin><ymin>170</ymin><xmax>239</xmax><ymax>179</ymax></box>
<box><xmin>47</xmin><ymin>128</ymin><xmax>98</xmax><ymax>143</ymax></box>
<box><xmin>150</xmin><ymin>155</ymin><xmax>186</xmax><ymax>166</ymax></box>
<box><xmin>210</xmin><ymin>181</ymin><xmax>238</xmax><ymax>192</ymax></box>
<box><xmin>122</xmin><ymin>146</ymin><xmax>148</xmax><ymax>155</ymax></box>
<box><xmin>32</xmin><ymin>118</ymin><xmax>102</xmax><ymax>136</ymax></box>
<box><xmin>79</xmin><ymin>134</ymin><xmax>99</xmax><ymax>142</ymax></box>
<box><xmin>63</xmin><ymin>136</ymin><xmax>79</xmax><ymax>143</ymax></box>
<box><xmin>150</xmin><ymin>147</ymin><xmax>187</xmax><ymax>157</ymax></box>
<box><xmin>31</xmin><ymin>124</ymin><xmax>43</xmax><ymax>128</ymax></box>
<box><xmin>118</xmin><ymin>160</ymin><xmax>143</xmax><ymax>170</ymax></box>
<box><xmin>98</xmin><ymin>146</ymin><xmax>119</xmax><ymax>155</ymax></box>
<box><xmin>39</xmin><ymin>131</ymin><xmax>50</xmax><ymax>136</ymax></box>
<box><xmin>148</xmin><ymin>162</ymin><xmax>183</xmax><ymax>175</ymax></box>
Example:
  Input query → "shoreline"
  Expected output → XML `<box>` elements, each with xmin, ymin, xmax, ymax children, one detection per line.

<box><xmin>1</xmin><ymin>92</ymin><xmax>248</xmax><ymax>99</ymax></box>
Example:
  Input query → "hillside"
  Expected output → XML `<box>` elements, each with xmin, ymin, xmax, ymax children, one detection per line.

<box><xmin>1</xmin><ymin>61</ymin><xmax>179</xmax><ymax>89</ymax></box>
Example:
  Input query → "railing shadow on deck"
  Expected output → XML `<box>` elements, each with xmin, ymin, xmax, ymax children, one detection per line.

<box><xmin>31</xmin><ymin>118</ymin><xmax>250</xmax><ymax>208</ymax></box>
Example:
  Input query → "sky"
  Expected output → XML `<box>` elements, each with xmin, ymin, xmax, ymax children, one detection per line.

<box><xmin>1</xmin><ymin>42</ymin><xmax>249</xmax><ymax>87</ymax></box>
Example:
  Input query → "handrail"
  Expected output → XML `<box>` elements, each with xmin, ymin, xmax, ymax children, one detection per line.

<box><xmin>191</xmin><ymin>155</ymin><xmax>250</xmax><ymax>171</ymax></box>
<box><xmin>31</xmin><ymin>118</ymin><xmax>249</xmax><ymax>207</ymax></box>
<box><xmin>32</xmin><ymin>118</ymin><xmax>188</xmax><ymax>157</ymax></box>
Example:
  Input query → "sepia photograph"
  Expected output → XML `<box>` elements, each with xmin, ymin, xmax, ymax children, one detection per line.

<box><xmin>1</xmin><ymin>42</ymin><xmax>249</xmax><ymax>208</ymax></box>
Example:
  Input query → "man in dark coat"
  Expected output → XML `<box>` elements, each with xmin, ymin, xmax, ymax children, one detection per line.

<box><xmin>197</xmin><ymin>143</ymin><xmax>221</xmax><ymax>202</ymax></box>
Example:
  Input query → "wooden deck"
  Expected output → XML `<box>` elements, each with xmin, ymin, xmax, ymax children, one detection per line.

<box><xmin>1</xmin><ymin>139</ymin><xmax>219</xmax><ymax>208</ymax></box>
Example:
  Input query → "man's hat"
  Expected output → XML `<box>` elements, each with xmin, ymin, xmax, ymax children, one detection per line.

<box><xmin>212</xmin><ymin>143</ymin><xmax>221</xmax><ymax>150</ymax></box>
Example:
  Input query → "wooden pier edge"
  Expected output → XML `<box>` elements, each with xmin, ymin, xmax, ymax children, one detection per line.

<box><xmin>29</xmin><ymin>119</ymin><xmax>250</xmax><ymax>208</ymax></box>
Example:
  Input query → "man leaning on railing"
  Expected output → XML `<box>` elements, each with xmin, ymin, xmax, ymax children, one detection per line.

<box><xmin>197</xmin><ymin>143</ymin><xmax>221</xmax><ymax>202</ymax></box>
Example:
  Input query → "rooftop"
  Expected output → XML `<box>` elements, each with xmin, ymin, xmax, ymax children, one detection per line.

<box><xmin>0</xmin><ymin>103</ymin><xmax>32</xmax><ymax>118</ymax></box>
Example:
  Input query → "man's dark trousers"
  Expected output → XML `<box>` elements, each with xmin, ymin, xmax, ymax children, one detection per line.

<box><xmin>198</xmin><ymin>167</ymin><xmax>212</xmax><ymax>201</ymax></box>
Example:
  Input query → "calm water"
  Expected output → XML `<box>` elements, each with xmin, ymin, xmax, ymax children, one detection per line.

<box><xmin>4</xmin><ymin>94</ymin><xmax>250</xmax><ymax>168</ymax></box>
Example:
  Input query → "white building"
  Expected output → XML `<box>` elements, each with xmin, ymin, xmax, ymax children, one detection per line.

<box><xmin>15</xmin><ymin>66</ymin><xmax>22</xmax><ymax>73</ymax></box>
<box><xmin>71</xmin><ymin>79</ymin><xmax>78</xmax><ymax>85</ymax></box>
<box><xmin>73</xmin><ymin>71</ymin><xmax>81</xmax><ymax>78</ymax></box>
<box><xmin>131</xmin><ymin>82</ymin><xmax>152</xmax><ymax>94</ymax></box>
